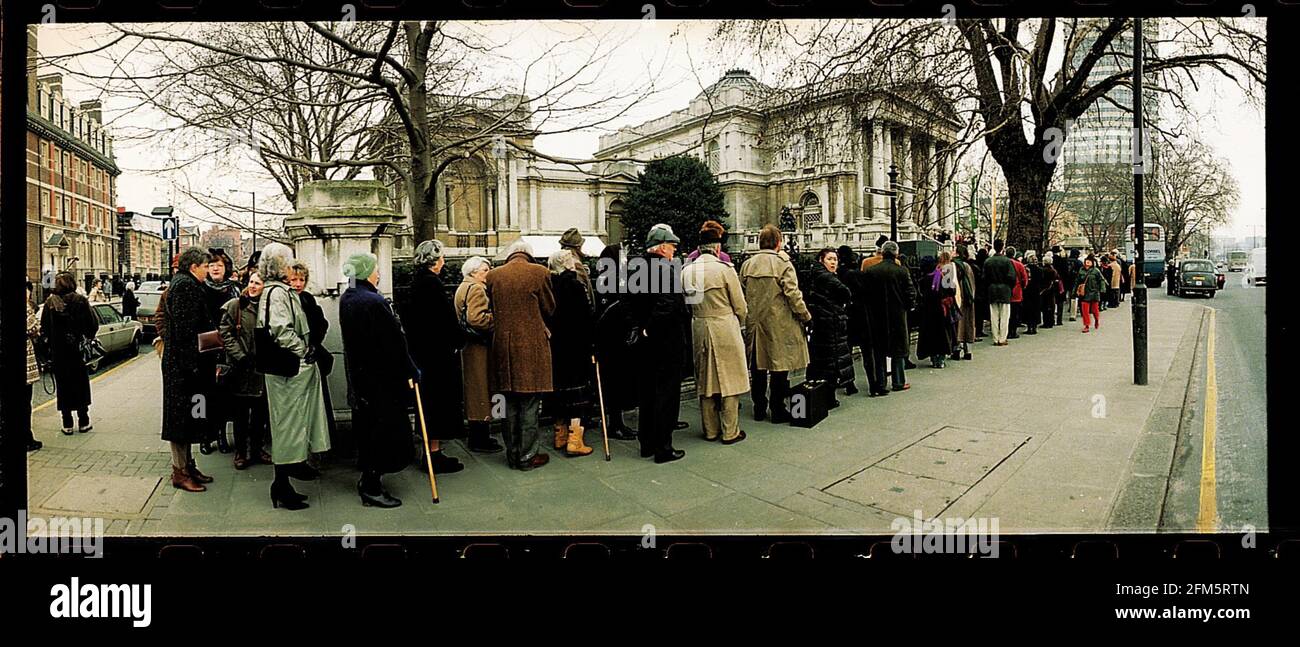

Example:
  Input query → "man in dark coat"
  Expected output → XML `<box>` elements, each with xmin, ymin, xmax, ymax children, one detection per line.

<box><xmin>160</xmin><ymin>247</ymin><xmax>218</xmax><ymax>493</ymax></box>
<box><xmin>340</xmin><ymin>252</ymin><xmax>417</xmax><ymax>508</ymax></box>
<box><xmin>398</xmin><ymin>240</ymin><xmax>467</xmax><ymax>474</ymax></box>
<box><xmin>837</xmin><ymin>245</ymin><xmax>879</xmax><ymax>396</ymax></box>
<box><xmin>1022</xmin><ymin>251</ymin><xmax>1041</xmax><ymax>335</ymax></box>
<box><xmin>626</xmin><ymin>224</ymin><xmax>690</xmax><ymax>464</ymax></box>
<box><xmin>983</xmin><ymin>240</ymin><xmax>1017</xmax><ymax>345</ymax></box>
<box><xmin>861</xmin><ymin>241</ymin><xmax>916</xmax><ymax>393</ymax></box>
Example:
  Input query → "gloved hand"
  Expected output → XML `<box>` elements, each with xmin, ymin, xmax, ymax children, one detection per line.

<box><xmin>303</xmin><ymin>345</ymin><xmax>317</xmax><ymax>364</ymax></box>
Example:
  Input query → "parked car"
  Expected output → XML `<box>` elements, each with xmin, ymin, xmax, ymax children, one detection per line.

<box><xmin>88</xmin><ymin>303</ymin><xmax>144</xmax><ymax>371</ymax></box>
<box><xmin>134</xmin><ymin>287</ymin><xmax>166</xmax><ymax>338</ymax></box>
<box><xmin>36</xmin><ymin>302</ymin><xmax>144</xmax><ymax>372</ymax></box>
<box><xmin>1170</xmin><ymin>259</ymin><xmax>1219</xmax><ymax>298</ymax></box>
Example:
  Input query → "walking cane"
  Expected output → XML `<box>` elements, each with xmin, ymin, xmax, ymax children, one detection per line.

<box><xmin>409</xmin><ymin>379</ymin><xmax>439</xmax><ymax>503</ymax></box>
<box><xmin>591</xmin><ymin>356</ymin><xmax>611</xmax><ymax>461</ymax></box>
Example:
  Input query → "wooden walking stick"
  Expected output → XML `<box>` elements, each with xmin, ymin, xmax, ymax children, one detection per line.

<box><xmin>410</xmin><ymin>379</ymin><xmax>439</xmax><ymax>503</ymax></box>
<box><xmin>592</xmin><ymin>356</ymin><xmax>611</xmax><ymax>461</ymax></box>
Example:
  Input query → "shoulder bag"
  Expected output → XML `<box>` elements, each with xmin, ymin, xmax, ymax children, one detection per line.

<box><xmin>459</xmin><ymin>285</ymin><xmax>491</xmax><ymax>346</ymax></box>
<box><xmin>254</xmin><ymin>285</ymin><xmax>302</xmax><ymax>378</ymax></box>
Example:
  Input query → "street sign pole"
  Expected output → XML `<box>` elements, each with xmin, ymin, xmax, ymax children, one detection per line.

<box><xmin>1132</xmin><ymin>18</ymin><xmax>1149</xmax><ymax>386</ymax></box>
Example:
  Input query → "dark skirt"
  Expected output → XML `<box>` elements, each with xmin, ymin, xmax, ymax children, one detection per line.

<box><xmin>353</xmin><ymin>402</ymin><xmax>413</xmax><ymax>475</ymax></box>
<box><xmin>416</xmin><ymin>369</ymin><xmax>466</xmax><ymax>441</ymax></box>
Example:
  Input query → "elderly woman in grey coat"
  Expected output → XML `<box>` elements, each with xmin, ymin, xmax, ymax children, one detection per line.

<box><xmin>258</xmin><ymin>243</ymin><xmax>332</xmax><ymax>510</ymax></box>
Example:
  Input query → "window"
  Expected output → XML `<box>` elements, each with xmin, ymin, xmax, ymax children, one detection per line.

<box><xmin>706</xmin><ymin>138</ymin><xmax>720</xmax><ymax>172</ymax></box>
<box><xmin>40</xmin><ymin>193</ymin><xmax>49</xmax><ymax>220</ymax></box>
<box><xmin>95</xmin><ymin>304</ymin><xmax>121</xmax><ymax>324</ymax></box>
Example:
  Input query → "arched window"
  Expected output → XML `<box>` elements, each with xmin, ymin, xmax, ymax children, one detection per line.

<box><xmin>799</xmin><ymin>191</ymin><xmax>822</xmax><ymax>225</ymax></box>
<box><xmin>706</xmin><ymin>138</ymin><xmax>720</xmax><ymax>172</ymax></box>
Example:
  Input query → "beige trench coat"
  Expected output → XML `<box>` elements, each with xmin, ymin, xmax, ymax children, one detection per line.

<box><xmin>740</xmin><ymin>249</ymin><xmax>811</xmax><ymax>372</ymax></box>
<box><xmin>454</xmin><ymin>279</ymin><xmax>494</xmax><ymax>422</ymax></box>
<box><xmin>683</xmin><ymin>253</ymin><xmax>750</xmax><ymax>398</ymax></box>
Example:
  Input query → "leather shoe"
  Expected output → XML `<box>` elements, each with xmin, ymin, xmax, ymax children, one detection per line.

<box><xmin>187</xmin><ymin>460</ymin><xmax>214</xmax><ymax>484</ymax></box>
<box><xmin>653</xmin><ymin>449</ymin><xmax>685</xmax><ymax>464</ymax></box>
<box><xmin>517</xmin><ymin>453</ymin><xmax>550</xmax><ymax>471</ymax></box>
<box><xmin>358</xmin><ymin>480</ymin><xmax>402</xmax><ymax>508</ymax></box>
<box><xmin>674</xmin><ymin>421</ymin><xmax>689</xmax><ymax>430</ymax></box>
<box><xmin>891</xmin><ymin>383</ymin><xmax>911</xmax><ymax>392</ymax></box>
<box><xmin>720</xmin><ymin>431</ymin><xmax>747</xmax><ymax>445</ymax></box>
<box><xmin>753</xmin><ymin>408</ymin><xmax>767</xmax><ymax>422</ymax></box>
<box><xmin>609</xmin><ymin>426</ymin><xmax>638</xmax><ymax>441</ymax></box>
<box><xmin>429</xmin><ymin>451</ymin><xmax>465</xmax><ymax>474</ymax></box>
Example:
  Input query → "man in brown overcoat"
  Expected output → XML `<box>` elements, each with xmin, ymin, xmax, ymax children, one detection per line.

<box><xmin>486</xmin><ymin>240</ymin><xmax>557</xmax><ymax>470</ymax></box>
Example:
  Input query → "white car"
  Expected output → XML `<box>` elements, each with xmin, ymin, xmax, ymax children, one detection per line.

<box><xmin>39</xmin><ymin>302</ymin><xmax>145</xmax><ymax>372</ymax></box>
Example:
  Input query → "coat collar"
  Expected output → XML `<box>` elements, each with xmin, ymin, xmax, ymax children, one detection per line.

<box><xmin>506</xmin><ymin>251</ymin><xmax>535</xmax><ymax>265</ymax></box>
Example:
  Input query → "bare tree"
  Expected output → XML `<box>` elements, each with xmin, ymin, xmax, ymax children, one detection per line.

<box><xmin>715</xmin><ymin>18</ymin><xmax>1264</xmax><ymax>252</ymax></box>
<box><xmin>47</xmin><ymin>21</ymin><xmax>668</xmax><ymax>242</ymax></box>
<box><xmin>1148</xmin><ymin>137</ymin><xmax>1238</xmax><ymax>259</ymax></box>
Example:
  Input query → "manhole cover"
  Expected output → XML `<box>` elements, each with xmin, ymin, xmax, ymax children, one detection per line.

<box><xmin>41</xmin><ymin>475</ymin><xmax>162</xmax><ymax>515</ymax></box>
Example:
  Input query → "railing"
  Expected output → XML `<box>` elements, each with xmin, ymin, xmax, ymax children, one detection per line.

<box><xmin>454</xmin><ymin>233</ymin><xmax>489</xmax><ymax>248</ymax></box>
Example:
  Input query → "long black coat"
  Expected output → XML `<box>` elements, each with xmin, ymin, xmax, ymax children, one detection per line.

<box><xmin>625</xmin><ymin>253</ymin><xmax>691</xmax><ymax>381</ymax></box>
<box><xmin>594</xmin><ymin>245</ymin><xmax>637</xmax><ymax>411</ymax></box>
<box><xmin>1023</xmin><ymin>263</ymin><xmax>1042</xmax><ymax>315</ymax></box>
<box><xmin>862</xmin><ymin>256</ymin><xmax>917</xmax><ymax>359</ymax></box>
<box><xmin>40</xmin><ymin>292</ymin><xmax>97</xmax><ymax>412</ymax></box>
<box><xmin>397</xmin><ymin>269</ymin><xmax>466</xmax><ymax>440</ymax></box>
<box><xmin>915</xmin><ymin>269</ymin><xmax>953</xmax><ymax>360</ymax></box>
<box><xmin>806</xmin><ymin>265</ymin><xmax>854</xmax><ymax>386</ymax></box>
<box><xmin>161</xmin><ymin>272</ymin><xmax>217</xmax><ymax>443</ymax></box>
<box><xmin>550</xmin><ymin>270</ymin><xmax>594</xmax><ymax>392</ymax></box>
<box><xmin>837</xmin><ymin>266</ymin><xmax>872</xmax><ymax>348</ymax></box>
<box><xmin>340</xmin><ymin>279</ymin><xmax>417</xmax><ymax>474</ymax></box>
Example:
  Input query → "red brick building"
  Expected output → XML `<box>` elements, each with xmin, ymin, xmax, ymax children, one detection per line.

<box><xmin>24</xmin><ymin>26</ymin><xmax>121</xmax><ymax>287</ymax></box>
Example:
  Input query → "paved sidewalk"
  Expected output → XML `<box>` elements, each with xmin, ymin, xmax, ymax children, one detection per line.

<box><xmin>25</xmin><ymin>296</ymin><xmax>1207</xmax><ymax>537</ymax></box>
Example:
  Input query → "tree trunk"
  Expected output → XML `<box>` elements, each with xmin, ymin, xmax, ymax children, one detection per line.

<box><xmin>1004</xmin><ymin>164</ymin><xmax>1053</xmax><ymax>253</ymax></box>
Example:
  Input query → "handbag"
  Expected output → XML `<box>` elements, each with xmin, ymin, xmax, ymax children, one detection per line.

<box><xmin>254</xmin><ymin>285</ymin><xmax>303</xmax><ymax>378</ymax></box>
<box><xmin>1076</xmin><ymin>282</ymin><xmax>1086</xmax><ymax>298</ymax></box>
<box><xmin>459</xmin><ymin>287</ymin><xmax>491</xmax><ymax>346</ymax></box>
<box><xmin>197</xmin><ymin>330</ymin><xmax>223</xmax><ymax>353</ymax></box>
<box><xmin>80</xmin><ymin>337</ymin><xmax>106</xmax><ymax>367</ymax></box>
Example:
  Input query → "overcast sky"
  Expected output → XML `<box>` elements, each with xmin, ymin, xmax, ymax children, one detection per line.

<box><xmin>37</xmin><ymin>19</ymin><xmax>1264</xmax><ymax>239</ymax></box>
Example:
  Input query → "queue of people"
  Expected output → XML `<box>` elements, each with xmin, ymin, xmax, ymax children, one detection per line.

<box><xmin>133</xmin><ymin>225</ymin><xmax>1123</xmax><ymax>511</ymax></box>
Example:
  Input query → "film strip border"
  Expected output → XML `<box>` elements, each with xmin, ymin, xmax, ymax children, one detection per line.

<box><xmin>0</xmin><ymin>0</ymin><xmax>1291</xmax><ymax>558</ymax></box>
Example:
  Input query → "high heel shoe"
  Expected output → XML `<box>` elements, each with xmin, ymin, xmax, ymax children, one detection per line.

<box><xmin>271</xmin><ymin>483</ymin><xmax>308</xmax><ymax>510</ymax></box>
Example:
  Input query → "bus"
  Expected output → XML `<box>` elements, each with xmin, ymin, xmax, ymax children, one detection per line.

<box><xmin>1125</xmin><ymin>223</ymin><xmax>1166</xmax><ymax>287</ymax></box>
<box><xmin>1228</xmin><ymin>250</ymin><xmax>1249</xmax><ymax>272</ymax></box>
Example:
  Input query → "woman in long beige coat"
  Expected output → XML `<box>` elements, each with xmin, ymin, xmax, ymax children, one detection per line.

<box><xmin>739</xmin><ymin>225</ymin><xmax>811</xmax><ymax>423</ymax></box>
<box><xmin>453</xmin><ymin>256</ymin><xmax>503</xmax><ymax>454</ymax></box>
<box><xmin>682</xmin><ymin>223</ymin><xmax>749</xmax><ymax>444</ymax></box>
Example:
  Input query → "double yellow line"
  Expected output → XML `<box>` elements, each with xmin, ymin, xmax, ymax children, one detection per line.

<box><xmin>30</xmin><ymin>352</ymin><xmax>144</xmax><ymax>414</ymax></box>
<box><xmin>1196</xmin><ymin>308</ymin><xmax>1218</xmax><ymax>533</ymax></box>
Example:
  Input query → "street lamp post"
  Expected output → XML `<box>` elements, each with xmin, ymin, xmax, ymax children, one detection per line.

<box><xmin>230</xmin><ymin>189</ymin><xmax>256</xmax><ymax>259</ymax></box>
<box><xmin>888</xmin><ymin>164</ymin><xmax>899</xmax><ymax>242</ymax></box>
<box><xmin>1132</xmin><ymin>18</ymin><xmax>1149</xmax><ymax>386</ymax></box>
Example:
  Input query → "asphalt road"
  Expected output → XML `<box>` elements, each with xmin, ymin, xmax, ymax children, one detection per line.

<box><xmin>1158</xmin><ymin>273</ymin><xmax>1268</xmax><ymax>533</ymax></box>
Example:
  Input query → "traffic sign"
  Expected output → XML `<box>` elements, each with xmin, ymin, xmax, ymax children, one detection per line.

<box><xmin>161</xmin><ymin>217</ymin><xmax>178</xmax><ymax>241</ymax></box>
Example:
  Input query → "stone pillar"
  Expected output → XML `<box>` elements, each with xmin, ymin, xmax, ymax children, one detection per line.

<box><xmin>283</xmin><ymin>180</ymin><xmax>404</xmax><ymax>298</ymax></box>
<box><xmin>879</xmin><ymin>124</ymin><xmax>892</xmax><ymax>221</ymax></box>
<box><xmin>926</xmin><ymin>139</ymin><xmax>939</xmax><ymax>228</ymax></box>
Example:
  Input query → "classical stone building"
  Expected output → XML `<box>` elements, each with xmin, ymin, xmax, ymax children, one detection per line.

<box><xmin>379</xmin><ymin>70</ymin><xmax>961</xmax><ymax>260</ymax></box>
<box><xmin>594</xmin><ymin>69</ymin><xmax>964</xmax><ymax>253</ymax></box>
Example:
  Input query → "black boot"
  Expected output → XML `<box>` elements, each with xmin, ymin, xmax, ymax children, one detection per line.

<box><xmin>271</xmin><ymin>466</ymin><xmax>308</xmax><ymax>510</ymax></box>
<box><xmin>750</xmin><ymin>369</ymin><xmax>768</xmax><ymax>421</ymax></box>
<box><xmin>608</xmin><ymin>414</ymin><xmax>638</xmax><ymax>440</ymax></box>
<box><xmin>429</xmin><ymin>450</ymin><xmax>464</xmax><ymax>474</ymax></box>
<box><xmin>769</xmin><ymin>372</ymin><xmax>792</xmax><ymax>423</ymax></box>
<box><xmin>288</xmin><ymin>461</ymin><xmax>319</xmax><ymax>481</ymax></box>
<box><xmin>466</xmin><ymin>422</ymin><xmax>503</xmax><ymax>454</ymax></box>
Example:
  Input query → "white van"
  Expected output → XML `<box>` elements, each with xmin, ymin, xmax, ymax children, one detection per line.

<box><xmin>1245</xmin><ymin>247</ymin><xmax>1266</xmax><ymax>287</ymax></box>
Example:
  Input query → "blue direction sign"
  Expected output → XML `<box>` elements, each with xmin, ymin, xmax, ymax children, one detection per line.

<box><xmin>161</xmin><ymin>217</ymin><xmax>178</xmax><ymax>241</ymax></box>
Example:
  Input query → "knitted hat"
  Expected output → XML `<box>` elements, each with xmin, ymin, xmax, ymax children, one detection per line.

<box><xmin>342</xmin><ymin>252</ymin><xmax>378</xmax><ymax>281</ymax></box>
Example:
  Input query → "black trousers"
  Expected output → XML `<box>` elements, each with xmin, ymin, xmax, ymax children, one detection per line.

<box><xmin>751</xmin><ymin>369</ymin><xmax>791</xmax><ymax>417</ymax></box>
<box><xmin>1009</xmin><ymin>303</ymin><xmax>1021</xmax><ymax>333</ymax></box>
<box><xmin>856</xmin><ymin>344</ymin><xmax>884</xmax><ymax>393</ymax></box>
<box><xmin>638</xmin><ymin>372</ymin><xmax>682</xmax><ymax>457</ymax></box>
<box><xmin>231</xmin><ymin>394</ymin><xmax>269</xmax><ymax>457</ymax></box>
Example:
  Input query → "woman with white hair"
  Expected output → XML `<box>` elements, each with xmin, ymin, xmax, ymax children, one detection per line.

<box><xmin>257</xmin><ymin>242</ymin><xmax>332</xmax><ymax>510</ymax></box>
<box><xmin>453</xmin><ymin>255</ymin><xmax>504</xmax><ymax>454</ymax></box>
<box><xmin>1039</xmin><ymin>251</ymin><xmax>1062</xmax><ymax>330</ymax></box>
<box><xmin>396</xmin><ymin>239</ymin><xmax>466</xmax><ymax>474</ymax></box>
<box><xmin>1021</xmin><ymin>250</ymin><xmax>1041</xmax><ymax>335</ymax></box>
<box><xmin>546</xmin><ymin>249</ymin><xmax>595</xmax><ymax>457</ymax></box>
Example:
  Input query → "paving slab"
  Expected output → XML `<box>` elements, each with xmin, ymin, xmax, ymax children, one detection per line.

<box><xmin>39</xmin><ymin>474</ymin><xmax>162</xmax><ymax>516</ymax></box>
